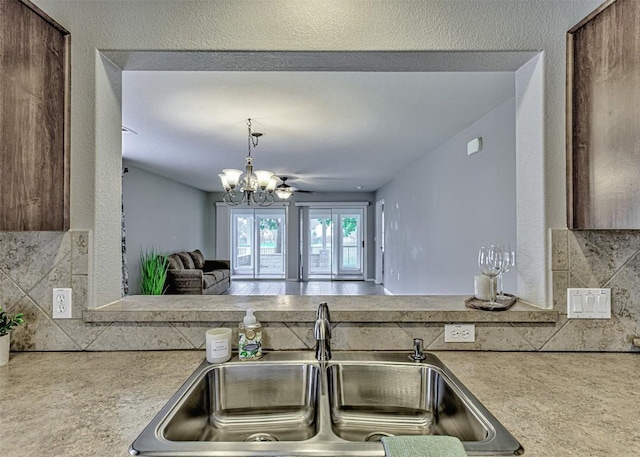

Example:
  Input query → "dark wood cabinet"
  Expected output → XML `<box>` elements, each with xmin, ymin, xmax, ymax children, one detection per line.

<box><xmin>567</xmin><ymin>0</ymin><xmax>640</xmax><ymax>230</ymax></box>
<box><xmin>0</xmin><ymin>0</ymin><xmax>70</xmax><ymax>231</ymax></box>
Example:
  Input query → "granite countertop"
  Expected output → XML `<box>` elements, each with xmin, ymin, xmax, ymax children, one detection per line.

<box><xmin>83</xmin><ymin>295</ymin><xmax>557</xmax><ymax>323</ymax></box>
<box><xmin>1</xmin><ymin>351</ymin><xmax>638</xmax><ymax>457</ymax></box>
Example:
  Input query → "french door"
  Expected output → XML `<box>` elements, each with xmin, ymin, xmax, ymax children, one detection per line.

<box><xmin>303</xmin><ymin>207</ymin><xmax>365</xmax><ymax>280</ymax></box>
<box><xmin>231</xmin><ymin>208</ymin><xmax>286</xmax><ymax>279</ymax></box>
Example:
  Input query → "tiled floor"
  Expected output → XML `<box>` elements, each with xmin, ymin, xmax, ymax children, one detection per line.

<box><xmin>223</xmin><ymin>280</ymin><xmax>387</xmax><ymax>295</ymax></box>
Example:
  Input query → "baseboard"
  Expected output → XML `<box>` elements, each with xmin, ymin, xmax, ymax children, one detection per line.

<box><xmin>383</xmin><ymin>288</ymin><xmax>393</xmax><ymax>295</ymax></box>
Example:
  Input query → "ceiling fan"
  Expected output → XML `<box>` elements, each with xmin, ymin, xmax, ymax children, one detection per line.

<box><xmin>275</xmin><ymin>176</ymin><xmax>313</xmax><ymax>199</ymax></box>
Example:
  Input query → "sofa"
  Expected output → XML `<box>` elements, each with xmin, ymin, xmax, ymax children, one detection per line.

<box><xmin>165</xmin><ymin>250</ymin><xmax>231</xmax><ymax>295</ymax></box>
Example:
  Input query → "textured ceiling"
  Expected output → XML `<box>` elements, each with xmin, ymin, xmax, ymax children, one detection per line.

<box><xmin>122</xmin><ymin>71</ymin><xmax>515</xmax><ymax>192</ymax></box>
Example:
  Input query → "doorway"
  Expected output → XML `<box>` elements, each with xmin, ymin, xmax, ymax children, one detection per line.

<box><xmin>302</xmin><ymin>206</ymin><xmax>366</xmax><ymax>280</ymax></box>
<box><xmin>231</xmin><ymin>208</ymin><xmax>286</xmax><ymax>279</ymax></box>
<box><xmin>375</xmin><ymin>199</ymin><xmax>384</xmax><ymax>285</ymax></box>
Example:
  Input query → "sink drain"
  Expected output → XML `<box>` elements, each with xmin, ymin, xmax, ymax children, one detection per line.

<box><xmin>242</xmin><ymin>433</ymin><xmax>280</xmax><ymax>442</ymax></box>
<box><xmin>364</xmin><ymin>432</ymin><xmax>395</xmax><ymax>442</ymax></box>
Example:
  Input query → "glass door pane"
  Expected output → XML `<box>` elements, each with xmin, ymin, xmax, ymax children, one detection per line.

<box><xmin>232</xmin><ymin>212</ymin><xmax>254</xmax><ymax>276</ymax></box>
<box><xmin>308</xmin><ymin>209</ymin><xmax>333</xmax><ymax>277</ymax></box>
<box><xmin>337</xmin><ymin>209</ymin><xmax>363</xmax><ymax>277</ymax></box>
<box><xmin>257</xmin><ymin>211</ymin><xmax>286</xmax><ymax>278</ymax></box>
<box><xmin>232</xmin><ymin>208</ymin><xmax>286</xmax><ymax>279</ymax></box>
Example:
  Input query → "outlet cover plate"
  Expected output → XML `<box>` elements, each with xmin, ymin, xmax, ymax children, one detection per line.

<box><xmin>52</xmin><ymin>288</ymin><xmax>72</xmax><ymax>319</ymax></box>
<box><xmin>444</xmin><ymin>324</ymin><xmax>475</xmax><ymax>343</ymax></box>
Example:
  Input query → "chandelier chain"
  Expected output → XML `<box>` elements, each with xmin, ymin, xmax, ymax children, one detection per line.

<box><xmin>248</xmin><ymin>118</ymin><xmax>259</xmax><ymax>155</ymax></box>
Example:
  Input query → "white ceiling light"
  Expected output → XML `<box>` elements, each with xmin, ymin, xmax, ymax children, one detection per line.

<box><xmin>274</xmin><ymin>176</ymin><xmax>294</xmax><ymax>200</ymax></box>
<box><xmin>219</xmin><ymin>119</ymin><xmax>278</xmax><ymax>206</ymax></box>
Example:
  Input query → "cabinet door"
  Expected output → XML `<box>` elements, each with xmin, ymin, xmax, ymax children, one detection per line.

<box><xmin>567</xmin><ymin>0</ymin><xmax>640</xmax><ymax>229</ymax></box>
<box><xmin>0</xmin><ymin>0</ymin><xmax>70</xmax><ymax>230</ymax></box>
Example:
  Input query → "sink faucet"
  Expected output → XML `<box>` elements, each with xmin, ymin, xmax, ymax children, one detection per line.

<box><xmin>314</xmin><ymin>302</ymin><xmax>331</xmax><ymax>361</ymax></box>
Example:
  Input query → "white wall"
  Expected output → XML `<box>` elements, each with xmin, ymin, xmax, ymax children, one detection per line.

<box><xmin>123</xmin><ymin>165</ymin><xmax>212</xmax><ymax>294</ymax></box>
<box><xmin>32</xmin><ymin>0</ymin><xmax>602</xmax><ymax>306</ymax></box>
<box><xmin>377</xmin><ymin>98</ymin><xmax>516</xmax><ymax>295</ymax></box>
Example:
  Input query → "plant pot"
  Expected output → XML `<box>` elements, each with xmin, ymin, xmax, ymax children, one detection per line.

<box><xmin>0</xmin><ymin>333</ymin><xmax>10</xmax><ymax>367</ymax></box>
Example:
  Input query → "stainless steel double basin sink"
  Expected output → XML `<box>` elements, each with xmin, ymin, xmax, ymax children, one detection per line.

<box><xmin>130</xmin><ymin>351</ymin><xmax>523</xmax><ymax>456</ymax></box>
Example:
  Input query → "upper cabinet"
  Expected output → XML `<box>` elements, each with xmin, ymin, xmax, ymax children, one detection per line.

<box><xmin>567</xmin><ymin>0</ymin><xmax>640</xmax><ymax>230</ymax></box>
<box><xmin>0</xmin><ymin>0</ymin><xmax>70</xmax><ymax>231</ymax></box>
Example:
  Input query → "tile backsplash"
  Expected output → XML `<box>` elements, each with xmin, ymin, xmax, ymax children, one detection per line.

<box><xmin>1</xmin><ymin>230</ymin><xmax>638</xmax><ymax>352</ymax></box>
<box><xmin>0</xmin><ymin>231</ymin><xmax>93</xmax><ymax>350</ymax></box>
<box><xmin>549</xmin><ymin>229</ymin><xmax>640</xmax><ymax>351</ymax></box>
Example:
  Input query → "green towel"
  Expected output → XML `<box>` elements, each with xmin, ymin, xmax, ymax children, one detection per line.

<box><xmin>381</xmin><ymin>435</ymin><xmax>467</xmax><ymax>457</ymax></box>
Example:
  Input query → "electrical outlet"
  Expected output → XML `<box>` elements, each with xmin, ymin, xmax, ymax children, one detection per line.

<box><xmin>52</xmin><ymin>288</ymin><xmax>72</xmax><ymax>319</ymax></box>
<box><xmin>444</xmin><ymin>324</ymin><xmax>475</xmax><ymax>343</ymax></box>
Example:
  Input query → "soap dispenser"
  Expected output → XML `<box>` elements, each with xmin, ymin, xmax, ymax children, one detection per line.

<box><xmin>238</xmin><ymin>308</ymin><xmax>262</xmax><ymax>361</ymax></box>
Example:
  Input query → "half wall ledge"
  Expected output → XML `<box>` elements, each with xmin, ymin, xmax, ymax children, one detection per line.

<box><xmin>82</xmin><ymin>295</ymin><xmax>557</xmax><ymax>324</ymax></box>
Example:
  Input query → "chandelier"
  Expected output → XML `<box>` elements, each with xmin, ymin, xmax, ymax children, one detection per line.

<box><xmin>219</xmin><ymin>119</ymin><xmax>278</xmax><ymax>206</ymax></box>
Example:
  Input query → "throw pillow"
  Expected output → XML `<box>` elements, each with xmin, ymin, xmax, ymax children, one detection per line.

<box><xmin>166</xmin><ymin>254</ymin><xmax>184</xmax><ymax>270</ymax></box>
<box><xmin>189</xmin><ymin>250</ymin><xmax>206</xmax><ymax>269</ymax></box>
<box><xmin>177</xmin><ymin>252</ymin><xmax>195</xmax><ymax>269</ymax></box>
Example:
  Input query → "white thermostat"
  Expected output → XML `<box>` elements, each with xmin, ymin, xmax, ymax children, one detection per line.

<box><xmin>467</xmin><ymin>137</ymin><xmax>483</xmax><ymax>156</ymax></box>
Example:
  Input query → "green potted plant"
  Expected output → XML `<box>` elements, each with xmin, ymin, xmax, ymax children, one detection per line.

<box><xmin>140</xmin><ymin>247</ymin><xmax>169</xmax><ymax>295</ymax></box>
<box><xmin>0</xmin><ymin>307</ymin><xmax>25</xmax><ymax>366</ymax></box>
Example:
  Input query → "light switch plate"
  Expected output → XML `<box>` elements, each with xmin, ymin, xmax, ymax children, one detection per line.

<box><xmin>567</xmin><ymin>288</ymin><xmax>611</xmax><ymax>319</ymax></box>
